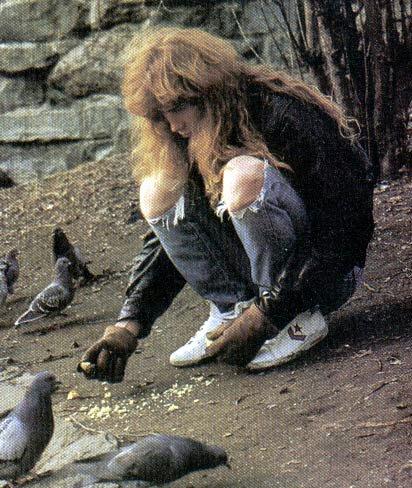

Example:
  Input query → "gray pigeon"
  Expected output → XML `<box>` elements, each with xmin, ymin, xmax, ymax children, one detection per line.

<box><xmin>1</xmin><ymin>248</ymin><xmax>19</xmax><ymax>294</ymax></box>
<box><xmin>0</xmin><ymin>371</ymin><xmax>59</xmax><ymax>481</ymax></box>
<box><xmin>14</xmin><ymin>257</ymin><xmax>75</xmax><ymax>327</ymax></box>
<box><xmin>0</xmin><ymin>261</ymin><xmax>8</xmax><ymax>307</ymax></box>
<box><xmin>0</xmin><ymin>169</ymin><xmax>15</xmax><ymax>189</ymax></box>
<box><xmin>75</xmin><ymin>434</ymin><xmax>229</xmax><ymax>486</ymax></box>
<box><xmin>52</xmin><ymin>227</ymin><xmax>95</xmax><ymax>286</ymax></box>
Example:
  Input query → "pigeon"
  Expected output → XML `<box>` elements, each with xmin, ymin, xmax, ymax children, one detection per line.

<box><xmin>0</xmin><ymin>261</ymin><xmax>8</xmax><ymax>307</ymax></box>
<box><xmin>126</xmin><ymin>202</ymin><xmax>143</xmax><ymax>224</ymax></box>
<box><xmin>14</xmin><ymin>257</ymin><xmax>75</xmax><ymax>327</ymax></box>
<box><xmin>0</xmin><ymin>248</ymin><xmax>19</xmax><ymax>294</ymax></box>
<box><xmin>52</xmin><ymin>227</ymin><xmax>95</xmax><ymax>286</ymax></box>
<box><xmin>0</xmin><ymin>371</ymin><xmax>59</xmax><ymax>481</ymax></box>
<box><xmin>0</xmin><ymin>169</ymin><xmax>15</xmax><ymax>189</ymax></box>
<box><xmin>74</xmin><ymin>434</ymin><xmax>230</xmax><ymax>486</ymax></box>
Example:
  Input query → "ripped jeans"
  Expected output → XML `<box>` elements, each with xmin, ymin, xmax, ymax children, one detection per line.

<box><xmin>147</xmin><ymin>163</ymin><xmax>361</xmax><ymax>315</ymax></box>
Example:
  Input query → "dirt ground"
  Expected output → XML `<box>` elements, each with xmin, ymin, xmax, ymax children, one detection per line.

<box><xmin>1</xmin><ymin>156</ymin><xmax>411</xmax><ymax>488</ymax></box>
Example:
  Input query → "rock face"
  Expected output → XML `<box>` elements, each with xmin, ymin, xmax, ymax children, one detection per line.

<box><xmin>0</xmin><ymin>74</ymin><xmax>44</xmax><ymax>114</ymax></box>
<box><xmin>0</xmin><ymin>0</ymin><xmax>80</xmax><ymax>42</ymax></box>
<box><xmin>0</xmin><ymin>94</ymin><xmax>130</xmax><ymax>181</ymax></box>
<box><xmin>0</xmin><ymin>0</ymin><xmax>294</xmax><ymax>183</ymax></box>
<box><xmin>48</xmin><ymin>24</ymin><xmax>141</xmax><ymax>98</ymax></box>
<box><xmin>0</xmin><ymin>95</ymin><xmax>129</xmax><ymax>181</ymax></box>
<box><xmin>0</xmin><ymin>95</ymin><xmax>125</xmax><ymax>143</ymax></box>
<box><xmin>0</xmin><ymin>39</ymin><xmax>79</xmax><ymax>74</ymax></box>
<box><xmin>0</xmin><ymin>140</ymin><xmax>115</xmax><ymax>182</ymax></box>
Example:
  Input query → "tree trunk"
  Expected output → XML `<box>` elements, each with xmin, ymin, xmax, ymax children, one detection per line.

<box><xmin>312</xmin><ymin>0</ymin><xmax>354</xmax><ymax>112</ymax></box>
<box><xmin>341</xmin><ymin>0</ymin><xmax>365</xmax><ymax>122</ymax></box>
<box><xmin>260</xmin><ymin>0</ymin><xmax>412</xmax><ymax>178</ymax></box>
<box><xmin>302</xmin><ymin>0</ymin><xmax>331</xmax><ymax>93</ymax></box>
<box><xmin>364</xmin><ymin>0</ymin><xmax>401</xmax><ymax>178</ymax></box>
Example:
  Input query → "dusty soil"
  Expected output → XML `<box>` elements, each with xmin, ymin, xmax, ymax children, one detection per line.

<box><xmin>1</xmin><ymin>156</ymin><xmax>412</xmax><ymax>488</ymax></box>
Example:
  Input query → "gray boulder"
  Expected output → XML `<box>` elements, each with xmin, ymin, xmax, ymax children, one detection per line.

<box><xmin>204</xmin><ymin>1</ymin><xmax>243</xmax><ymax>38</ymax></box>
<box><xmin>48</xmin><ymin>24</ymin><xmax>141</xmax><ymax>98</ymax></box>
<box><xmin>241</xmin><ymin>0</ymin><xmax>283</xmax><ymax>35</ymax></box>
<box><xmin>0</xmin><ymin>38</ymin><xmax>78</xmax><ymax>73</ymax></box>
<box><xmin>0</xmin><ymin>0</ymin><xmax>80</xmax><ymax>42</ymax></box>
<box><xmin>140</xmin><ymin>4</ymin><xmax>208</xmax><ymax>31</ymax></box>
<box><xmin>77</xmin><ymin>0</ymin><xmax>208</xmax><ymax>30</ymax></box>
<box><xmin>0</xmin><ymin>139</ymin><xmax>114</xmax><ymax>184</ymax></box>
<box><xmin>0</xmin><ymin>74</ymin><xmax>44</xmax><ymax>114</ymax></box>
<box><xmin>88</xmin><ymin>0</ymin><xmax>151</xmax><ymax>30</ymax></box>
<box><xmin>0</xmin><ymin>95</ymin><xmax>125</xmax><ymax>143</ymax></box>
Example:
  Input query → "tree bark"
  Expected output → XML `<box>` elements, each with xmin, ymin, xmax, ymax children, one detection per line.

<box><xmin>312</xmin><ymin>0</ymin><xmax>354</xmax><ymax>112</ymax></box>
<box><xmin>364</xmin><ymin>0</ymin><xmax>402</xmax><ymax>177</ymax></box>
<box><xmin>302</xmin><ymin>0</ymin><xmax>331</xmax><ymax>93</ymax></box>
<box><xmin>341</xmin><ymin>0</ymin><xmax>365</xmax><ymax>122</ymax></box>
<box><xmin>258</xmin><ymin>0</ymin><xmax>412</xmax><ymax>177</ymax></box>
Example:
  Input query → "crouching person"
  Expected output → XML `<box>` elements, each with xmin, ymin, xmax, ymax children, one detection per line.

<box><xmin>77</xmin><ymin>27</ymin><xmax>374</xmax><ymax>383</ymax></box>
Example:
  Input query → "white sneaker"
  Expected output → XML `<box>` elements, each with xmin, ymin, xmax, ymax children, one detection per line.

<box><xmin>170</xmin><ymin>300</ymin><xmax>253</xmax><ymax>367</ymax></box>
<box><xmin>246</xmin><ymin>309</ymin><xmax>328</xmax><ymax>371</ymax></box>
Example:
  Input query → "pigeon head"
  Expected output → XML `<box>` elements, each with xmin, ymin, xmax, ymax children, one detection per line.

<box><xmin>29</xmin><ymin>371</ymin><xmax>61</xmax><ymax>395</ymax></box>
<box><xmin>203</xmin><ymin>444</ymin><xmax>230</xmax><ymax>469</ymax></box>
<box><xmin>53</xmin><ymin>227</ymin><xmax>64</xmax><ymax>237</ymax></box>
<box><xmin>53</xmin><ymin>227</ymin><xmax>70</xmax><ymax>245</ymax></box>
<box><xmin>7</xmin><ymin>248</ymin><xmax>19</xmax><ymax>259</ymax></box>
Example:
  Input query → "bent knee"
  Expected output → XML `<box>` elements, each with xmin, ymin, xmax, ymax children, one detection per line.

<box><xmin>222</xmin><ymin>156</ymin><xmax>265</xmax><ymax>213</ymax></box>
<box><xmin>139</xmin><ymin>177</ymin><xmax>183</xmax><ymax>220</ymax></box>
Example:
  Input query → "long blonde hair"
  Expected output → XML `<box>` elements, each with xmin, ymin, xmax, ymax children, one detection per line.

<box><xmin>122</xmin><ymin>27</ymin><xmax>354</xmax><ymax>205</ymax></box>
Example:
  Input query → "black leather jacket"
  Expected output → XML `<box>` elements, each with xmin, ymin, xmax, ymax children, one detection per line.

<box><xmin>118</xmin><ymin>85</ymin><xmax>375</xmax><ymax>337</ymax></box>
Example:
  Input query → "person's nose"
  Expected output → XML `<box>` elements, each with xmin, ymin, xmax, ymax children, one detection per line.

<box><xmin>164</xmin><ymin>113</ymin><xmax>184</xmax><ymax>134</ymax></box>
<box><xmin>170</xmin><ymin>119</ymin><xmax>185</xmax><ymax>134</ymax></box>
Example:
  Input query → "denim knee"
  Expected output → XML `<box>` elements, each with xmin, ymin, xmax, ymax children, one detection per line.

<box><xmin>216</xmin><ymin>162</ymin><xmax>308</xmax><ymax>291</ymax></box>
<box><xmin>146</xmin><ymin>194</ymin><xmax>185</xmax><ymax>230</ymax></box>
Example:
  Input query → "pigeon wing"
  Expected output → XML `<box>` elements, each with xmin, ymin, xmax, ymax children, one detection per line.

<box><xmin>107</xmin><ymin>441</ymin><xmax>174</xmax><ymax>483</ymax></box>
<box><xmin>15</xmin><ymin>281</ymin><xmax>73</xmax><ymax>326</ymax></box>
<box><xmin>73</xmin><ymin>246</ymin><xmax>86</xmax><ymax>267</ymax></box>
<box><xmin>34</xmin><ymin>283</ymin><xmax>71</xmax><ymax>313</ymax></box>
<box><xmin>0</xmin><ymin>415</ymin><xmax>29</xmax><ymax>461</ymax></box>
<box><xmin>5</xmin><ymin>255</ymin><xmax>19</xmax><ymax>294</ymax></box>
<box><xmin>6</xmin><ymin>267</ymin><xmax>18</xmax><ymax>294</ymax></box>
<box><xmin>74</xmin><ymin>246</ymin><xmax>95</xmax><ymax>284</ymax></box>
<box><xmin>53</xmin><ymin>231</ymin><xmax>81</xmax><ymax>279</ymax></box>
<box><xmin>0</xmin><ymin>266</ymin><xmax>8</xmax><ymax>306</ymax></box>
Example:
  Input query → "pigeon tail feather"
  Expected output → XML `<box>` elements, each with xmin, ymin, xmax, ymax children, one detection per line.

<box><xmin>14</xmin><ymin>309</ymin><xmax>45</xmax><ymax>327</ymax></box>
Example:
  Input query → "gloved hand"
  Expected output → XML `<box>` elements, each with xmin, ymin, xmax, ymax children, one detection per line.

<box><xmin>204</xmin><ymin>303</ymin><xmax>278</xmax><ymax>366</ymax></box>
<box><xmin>77</xmin><ymin>322</ymin><xmax>140</xmax><ymax>383</ymax></box>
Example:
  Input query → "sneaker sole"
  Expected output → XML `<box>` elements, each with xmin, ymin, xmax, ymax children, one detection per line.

<box><xmin>246</xmin><ymin>330</ymin><xmax>328</xmax><ymax>372</ymax></box>
<box><xmin>170</xmin><ymin>354</ymin><xmax>214</xmax><ymax>368</ymax></box>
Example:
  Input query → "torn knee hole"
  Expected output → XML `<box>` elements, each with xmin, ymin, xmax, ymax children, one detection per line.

<box><xmin>224</xmin><ymin>183</ymin><xmax>264</xmax><ymax>214</ymax></box>
<box><xmin>222</xmin><ymin>159</ymin><xmax>265</xmax><ymax>214</ymax></box>
<box><xmin>139</xmin><ymin>179</ymin><xmax>183</xmax><ymax>221</ymax></box>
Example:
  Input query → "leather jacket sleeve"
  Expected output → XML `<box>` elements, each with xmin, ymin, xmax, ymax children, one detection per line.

<box><xmin>117</xmin><ymin>229</ymin><xmax>186</xmax><ymax>338</ymax></box>
<box><xmin>258</xmin><ymin>97</ymin><xmax>375</xmax><ymax>326</ymax></box>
